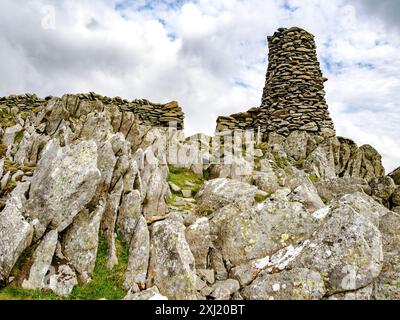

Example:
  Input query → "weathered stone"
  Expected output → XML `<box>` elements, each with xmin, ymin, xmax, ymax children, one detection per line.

<box><xmin>124</xmin><ymin>216</ymin><xmax>150</xmax><ymax>290</ymax></box>
<box><xmin>46</xmin><ymin>264</ymin><xmax>78</xmax><ymax>297</ymax></box>
<box><xmin>0</xmin><ymin>182</ymin><xmax>33</xmax><ymax>285</ymax></box>
<box><xmin>208</xmin><ymin>279</ymin><xmax>240</xmax><ymax>300</ymax></box>
<box><xmin>241</xmin><ymin>268</ymin><xmax>325</xmax><ymax>300</ymax></box>
<box><xmin>62</xmin><ymin>203</ymin><xmax>105</xmax><ymax>283</ymax></box>
<box><xmin>123</xmin><ymin>286</ymin><xmax>168</xmax><ymax>300</ymax></box>
<box><xmin>22</xmin><ymin>230</ymin><xmax>58</xmax><ymax>290</ymax></box>
<box><xmin>25</xmin><ymin>139</ymin><xmax>101</xmax><ymax>241</ymax></box>
<box><xmin>196</xmin><ymin>178</ymin><xmax>259</xmax><ymax>215</ymax></box>
<box><xmin>185</xmin><ymin>218</ymin><xmax>211</xmax><ymax>269</ymax></box>
<box><xmin>388</xmin><ymin>167</ymin><xmax>400</xmax><ymax>185</ymax></box>
<box><xmin>147</xmin><ymin>217</ymin><xmax>198</xmax><ymax>300</ymax></box>
<box><xmin>372</xmin><ymin>211</ymin><xmax>400</xmax><ymax>300</ymax></box>
<box><xmin>215</xmin><ymin>189</ymin><xmax>319</xmax><ymax>266</ymax></box>
<box><xmin>392</xmin><ymin>187</ymin><xmax>400</xmax><ymax>206</ymax></box>
<box><xmin>370</xmin><ymin>176</ymin><xmax>396</xmax><ymax>203</ymax></box>
<box><xmin>290</xmin><ymin>205</ymin><xmax>383</xmax><ymax>294</ymax></box>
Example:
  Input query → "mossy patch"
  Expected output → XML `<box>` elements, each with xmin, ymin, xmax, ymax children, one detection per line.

<box><xmin>255</xmin><ymin>193</ymin><xmax>269</xmax><ymax>204</ymax></box>
<box><xmin>271</xmin><ymin>151</ymin><xmax>289</xmax><ymax>170</ymax></box>
<box><xmin>14</xmin><ymin>130</ymin><xmax>25</xmax><ymax>144</ymax></box>
<box><xmin>168</xmin><ymin>166</ymin><xmax>204</xmax><ymax>196</ymax></box>
<box><xmin>308</xmin><ymin>173</ymin><xmax>320</xmax><ymax>184</ymax></box>
<box><xmin>0</xmin><ymin>144</ymin><xmax>7</xmax><ymax>158</ymax></box>
<box><xmin>0</xmin><ymin>107</ymin><xmax>17</xmax><ymax>128</ymax></box>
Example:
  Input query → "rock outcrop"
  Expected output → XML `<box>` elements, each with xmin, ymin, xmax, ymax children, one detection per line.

<box><xmin>0</xmin><ymin>27</ymin><xmax>399</xmax><ymax>301</ymax></box>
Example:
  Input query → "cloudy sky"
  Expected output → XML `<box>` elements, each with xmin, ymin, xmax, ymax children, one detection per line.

<box><xmin>0</xmin><ymin>0</ymin><xmax>399</xmax><ymax>172</ymax></box>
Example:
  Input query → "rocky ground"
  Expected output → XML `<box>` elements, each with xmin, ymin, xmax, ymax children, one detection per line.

<box><xmin>0</xmin><ymin>94</ymin><xmax>400</xmax><ymax>300</ymax></box>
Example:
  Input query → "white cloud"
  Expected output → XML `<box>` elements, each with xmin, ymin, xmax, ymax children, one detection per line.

<box><xmin>0</xmin><ymin>0</ymin><xmax>399</xmax><ymax>172</ymax></box>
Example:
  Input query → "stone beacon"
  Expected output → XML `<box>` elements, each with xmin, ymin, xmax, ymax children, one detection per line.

<box><xmin>216</xmin><ymin>27</ymin><xmax>336</xmax><ymax>139</ymax></box>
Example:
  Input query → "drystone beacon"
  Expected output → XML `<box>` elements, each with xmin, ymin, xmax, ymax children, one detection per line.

<box><xmin>216</xmin><ymin>27</ymin><xmax>336</xmax><ymax>139</ymax></box>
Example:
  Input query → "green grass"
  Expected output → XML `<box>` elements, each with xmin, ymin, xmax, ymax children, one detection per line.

<box><xmin>168</xmin><ymin>166</ymin><xmax>205</xmax><ymax>196</ymax></box>
<box><xmin>0</xmin><ymin>287</ymin><xmax>60</xmax><ymax>300</ymax></box>
<box><xmin>69</xmin><ymin>236</ymin><xmax>129</xmax><ymax>300</ymax></box>
<box><xmin>0</xmin><ymin>236</ymin><xmax>129</xmax><ymax>301</ymax></box>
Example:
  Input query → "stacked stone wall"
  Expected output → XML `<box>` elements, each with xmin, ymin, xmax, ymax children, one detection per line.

<box><xmin>0</xmin><ymin>92</ymin><xmax>184</xmax><ymax>130</ymax></box>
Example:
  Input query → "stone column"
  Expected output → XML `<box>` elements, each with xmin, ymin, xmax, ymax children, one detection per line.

<box><xmin>258</xmin><ymin>27</ymin><xmax>335</xmax><ymax>138</ymax></box>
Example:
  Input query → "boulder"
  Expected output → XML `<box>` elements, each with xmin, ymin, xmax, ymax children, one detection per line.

<box><xmin>206</xmin><ymin>279</ymin><xmax>240</xmax><ymax>300</ymax></box>
<box><xmin>25</xmin><ymin>139</ymin><xmax>101</xmax><ymax>241</ymax></box>
<box><xmin>147</xmin><ymin>216</ymin><xmax>198</xmax><ymax>300</ymax></box>
<box><xmin>388</xmin><ymin>167</ymin><xmax>400</xmax><ymax>185</ymax></box>
<box><xmin>46</xmin><ymin>264</ymin><xmax>78</xmax><ymax>297</ymax></box>
<box><xmin>124</xmin><ymin>216</ymin><xmax>150</xmax><ymax>290</ymax></box>
<box><xmin>215</xmin><ymin>189</ymin><xmax>319</xmax><ymax>266</ymax></box>
<box><xmin>370</xmin><ymin>176</ymin><xmax>396</xmax><ymax>203</ymax></box>
<box><xmin>372</xmin><ymin>211</ymin><xmax>400</xmax><ymax>300</ymax></box>
<box><xmin>22</xmin><ymin>230</ymin><xmax>58</xmax><ymax>290</ymax></box>
<box><xmin>185</xmin><ymin>218</ymin><xmax>211</xmax><ymax>269</ymax></box>
<box><xmin>288</xmin><ymin>183</ymin><xmax>325</xmax><ymax>213</ymax></box>
<box><xmin>62</xmin><ymin>203</ymin><xmax>105</xmax><ymax>283</ymax></box>
<box><xmin>241</xmin><ymin>268</ymin><xmax>326</xmax><ymax>300</ymax></box>
<box><xmin>123</xmin><ymin>286</ymin><xmax>168</xmax><ymax>300</ymax></box>
<box><xmin>315</xmin><ymin>177</ymin><xmax>370</xmax><ymax>203</ymax></box>
<box><xmin>0</xmin><ymin>182</ymin><xmax>33</xmax><ymax>285</ymax></box>
<box><xmin>392</xmin><ymin>187</ymin><xmax>400</xmax><ymax>207</ymax></box>
<box><xmin>290</xmin><ymin>205</ymin><xmax>383</xmax><ymax>294</ymax></box>
<box><xmin>196</xmin><ymin>178</ymin><xmax>259</xmax><ymax>215</ymax></box>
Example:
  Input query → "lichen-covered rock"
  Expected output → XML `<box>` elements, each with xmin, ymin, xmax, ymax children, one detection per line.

<box><xmin>290</xmin><ymin>205</ymin><xmax>383</xmax><ymax>294</ymax></box>
<box><xmin>215</xmin><ymin>189</ymin><xmax>319</xmax><ymax>266</ymax></box>
<box><xmin>139</xmin><ymin>148</ymin><xmax>169</xmax><ymax>218</ymax></box>
<box><xmin>288</xmin><ymin>183</ymin><xmax>325</xmax><ymax>213</ymax></box>
<box><xmin>101</xmin><ymin>179</ymin><xmax>123</xmax><ymax>269</ymax></box>
<box><xmin>241</xmin><ymin>268</ymin><xmax>326</xmax><ymax>300</ymax></box>
<box><xmin>185</xmin><ymin>218</ymin><xmax>211</xmax><ymax>269</ymax></box>
<box><xmin>388</xmin><ymin>167</ymin><xmax>400</xmax><ymax>185</ymax></box>
<box><xmin>372</xmin><ymin>211</ymin><xmax>400</xmax><ymax>300</ymax></box>
<box><xmin>315</xmin><ymin>177</ymin><xmax>371</xmax><ymax>203</ymax></box>
<box><xmin>208</xmin><ymin>157</ymin><xmax>253</xmax><ymax>184</ymax></box>
<box><xmin>123</xmin><ymin>286</ymin><xmax>168</xmax><ymax>300</ymax></box>
<box><xmin>328</xmin><ymin>285</ymin><xmax>373</xmax><ymax>300</ymax></box>
<box><xmin>332</xmin><ymin>192</ymin><xmax>390</xmax><ymax>227</ymax></box>
<box><xmin>196</xmin><ymin>178</ymin><xmax>259</xmax><ymax>215</ymax></box>
<box><xmin>124</xmin><ymin>216</ymin><xmax>150</xmax><ymax>290</ymax></box>
<box><xmin>391</xmin><ymin>187</ymin><xmax>400</xmax><ymax>207</ymax></box>
<box><xmin>304</xmin><ymin>139</ymin><xmax>337</xmax><ymax>180</ymax></box>
<box><xmin>46</xmin><ymin>264</ymin><xmax>78</xmax><ymax>297</ymax></box>
<box><xmin>62</xmin><ymin>203</ymin><xmax>105</xmax><ymax>283</ymax></box>
<box><xmin>117</xmin><ymin>190</ymin><xmax>142</xmax><ymax>244</ymax></box>
<box><xmin>25</xmin><ymin>139</ymin><xmax>101</xmax><ymax>241</ymax></box>
<box><xmin>0</xmin><ymin>182</ymin><xmax>33</xmax><ymax>285</ymax></box>
<box><xmin>147</xmin><ymin>216</ymin><xmax>198</xmax><ymax>300</ymax></box>
<box><xmin>22</xmin><ymin>230</ymin><xmax>58</xmax><ymax>290</ymax></box>
<box><xmin>370</xmin><ymin>176</ymin><xmax>396</xmax><ymax>203</ymax></box>
<box><xmin>207</xmin><ymin>279</ymin><xmax>240</xmax><ymax>300</ymax></box>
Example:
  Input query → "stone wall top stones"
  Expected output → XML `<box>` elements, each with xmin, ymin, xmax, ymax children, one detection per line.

<box><xmin>0</xmin><ymin>92</ymin><xmax>184</xmax><ymax>130</ymax></box>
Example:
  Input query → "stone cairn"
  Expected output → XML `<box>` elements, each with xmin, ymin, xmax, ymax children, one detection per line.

<box><xmin>0</xmin><ymin>92</ymin><xmax>184</xmax><ymax>129</ymax></box>
<box><xmin>216</xmin><ymin>27</ymin><xmax>336</xmax><ymax>139</ymax></box>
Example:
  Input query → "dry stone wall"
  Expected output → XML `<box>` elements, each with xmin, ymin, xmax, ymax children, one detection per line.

<box><xmin>0</xmin><ymin>92</ymin><xmax>184</xmax><ymax>130</ymax></box>
<box><xmin>216</xmin><ymin>27</ymin><xmax>336</xmax><ymax>139</ymax></box>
